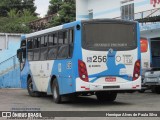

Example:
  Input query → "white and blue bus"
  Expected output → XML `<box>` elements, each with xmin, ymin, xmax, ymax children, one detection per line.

<box><xmin>17</xmin><ymin>19</ymin><xmax>141</xmax><ymax>103</ymax></box>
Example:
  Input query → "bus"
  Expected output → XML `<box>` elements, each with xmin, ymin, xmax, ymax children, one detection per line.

<box><xmin>17</xmin><ymin>19</ymin><xmax>141</xmax><ymax>103</ymax></box>
<box><xmin>140</xmin><ymin>37</ymin><xmax>151</xmax><ymax>72</ymax></box>
<box><xmin>139</xmin><ymin>37</ymin><xmax>151</xmax><ymax>92</ymax></box>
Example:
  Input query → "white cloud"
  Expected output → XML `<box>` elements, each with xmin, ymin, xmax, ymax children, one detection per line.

<box><xmin>35</xmin><ymin>0</ymin><xmax>50</xmax><ymax>17</ymax></box>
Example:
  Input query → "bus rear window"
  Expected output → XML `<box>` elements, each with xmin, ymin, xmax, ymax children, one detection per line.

<box><xmin>140</xmin><ymin>39</ymin><xmax>148</xmax><ymax>53</ymax></box>
<box><xmin>82</xmin><ymin>22</ymin><xmax>137</xmax><ymax>51</ymax></box>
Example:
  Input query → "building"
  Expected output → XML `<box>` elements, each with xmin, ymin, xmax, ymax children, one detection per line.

<box><xmin>76</xmin><ymin>0</ymin><xmax>160</xmax><ymax>36</ymax></box>
<box><xmin>76</xmin><ymin>0</ymin><xmax>160</xmax><ymax>67</ymax></box>
<box><xmin>29</xmin><ymin>14</ymin><xmax>56</xmax><ymax>32</ymax></box>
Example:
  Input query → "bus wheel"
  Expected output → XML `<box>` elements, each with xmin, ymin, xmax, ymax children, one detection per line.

<box><xmin>155</xmin><ymin>86</ymin><xmax>160</xmax><ymax>94</ymax></box>
<box><xmin>151</xmin><ymin>86</ymin><xmax>156</xmax><ymax>93</ymax></box>
<box><xmin>138</xmin><ymin>89</ymin><xmax>145</xmax><ymax>93</ymax></box>
<box><xmin>96</xmin><ymin>92</ymin><xmax>117</xmax><ymax>102</ymax></box>
<box><xmin>52</xmin><ymin>79</ymin><xmax>61</xmax><ymax>103</ymax></box>
<box><xmin>27</xmin><ymin>77</ymin><xmax>40</xmax><ymax>97</ymax></box>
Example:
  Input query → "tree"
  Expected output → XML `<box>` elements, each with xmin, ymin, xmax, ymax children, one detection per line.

<box><xmin>47</xmin><ymin>0</ymin><xmax>63</xmax><ymax>15</ymax></box>
<box><xmin>48</xmin><ymin>0</ymin><xmax>76</xmax><ymax>27</ymax></box>
<box><xmin>0</xmin><ymin>0</ymin><xmax>37</xmax><ymax>17</ymax></box>
<box><xmin>0</xmin><ymin>0</ymin><xmax>38</xmax><ymax>33</ymax></box>
<box><xmin>0</xmin><ymin>0</ymin><xmax>21</xmax><ymax>17</ymax></box>
<box><xmin>21</xmin><ymin>0</ymin><xmax>37</xmax><ymax>16</ymax></box>
<box><xmin>7</xmin><ymin>9</ymin><xmax>19</xmax><ymax>18</ymax></box>
<box><xmin>0</xmin><ymin>9</ymin><xmax>37</xmax><ymax>33</ymax></box>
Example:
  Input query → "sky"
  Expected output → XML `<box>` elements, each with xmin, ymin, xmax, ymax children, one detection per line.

<box><xmin>35</xmin><ymin>0</ymin><xmax>50</xmax><ymax>17</ymax></box>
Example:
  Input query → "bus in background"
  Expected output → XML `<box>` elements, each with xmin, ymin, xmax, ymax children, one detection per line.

<box><xmin>142</xmin><ymin>38</ymin><xmax>160</xmax><ymax>94</ymax></box>
<box><xmin>17</xmin><ymin>19</ymin><xmax>141</xmax><ymax>103</ymax></box>
<box><xmin>140</xmin><ymin>37</ymin><xmax>151</xmax><ymax>76</ymax></box>
<box><xmin>140</xmin><ymin>37</ymin><xmax>151</xmax><ymax>92</ymax></box>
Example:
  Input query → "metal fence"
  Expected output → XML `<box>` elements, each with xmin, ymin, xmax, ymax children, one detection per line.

<box><xmin>114</xmin><ymin>8</ymin><xmax>160</xmax><ymax>21</ymax></box>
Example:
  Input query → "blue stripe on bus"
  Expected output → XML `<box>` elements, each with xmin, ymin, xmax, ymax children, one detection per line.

<box><xmin>89</xmin><ymin>51</ymin><xmax>132</xmax><ymax>83</ymax></box>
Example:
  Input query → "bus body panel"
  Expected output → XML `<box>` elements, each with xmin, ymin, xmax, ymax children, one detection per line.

<box><xmin>29</xmin><ymin>60</ymin><xmax>54</xmax><ymax>92</ymax></box>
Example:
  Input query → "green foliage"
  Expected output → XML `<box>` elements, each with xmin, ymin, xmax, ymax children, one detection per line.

<box><xmin>0</xmin><ymin>0</ymin><xmax>36</xmax><ymax>17</ymax></box>
<box><xmin>0</xmin><ymin>0</ymin><xmax>37</xmax><ymax>33</ymax></box>
<box><xmin>7</xmin><ymin>9</ymin><xmax>19</xmax><ymax>18</ymax></box>
<box><xmin>47</xmin><ymin>0</ymin><xmax>63</xmax><ymax>15</ymax></box>
<box><xmin>21</xmin><ymin>0</ymin><xmax>37</xmax><ymax>16</ymax></box>
<box><xmin>48</xmin><ymin>0</ymin><xmax>75</xmax><ymax>27</ymax></box>
<box><xmin>0</xmin><ymin>9</ymin><xmax>37</xmax><ymax>33</ymax></box>
<box><xmin>0</xmin><ymin>0</ymin><xmax>21</xmax><ymax>17</ymax></box>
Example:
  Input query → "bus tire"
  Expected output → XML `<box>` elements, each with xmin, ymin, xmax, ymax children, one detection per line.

<box><xmin>52</xmin><ymin>78</ymin><xmax>61</xmax><ymax>103</ymax></box>
<box><xmin>151</xmin><ymin>86</ymin><xmax>156</xmax><ymax>93</ymax></box>
<box><xmin>138</xmin><ymin>89</ymin><xmax>145</xmax><ymax>93</ymax></box>
<box><xmin>27</xmin><ymin>77</ymin><xmax>41</xmax><ymax>97</ymax></box>
<box><xmin>96</xmin><ymin>92</ymin><xmax>117</xmax><ymax>102</ymax></box>
<box><xmin>155</xmin><ymin>86</ymin><xmax>160</xmax><ymax>94</ymax></box>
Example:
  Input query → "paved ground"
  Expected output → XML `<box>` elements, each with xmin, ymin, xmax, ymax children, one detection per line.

<box><xmin>0</xmin><ymin>89</ymin><xmax>160</xmax><ymax>120</ymax></box>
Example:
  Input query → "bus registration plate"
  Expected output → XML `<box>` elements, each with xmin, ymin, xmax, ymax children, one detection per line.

<box><xmin>105</xmin><ymin>77</ymin><xmax>116</xmax><ymax>82</ymax></box>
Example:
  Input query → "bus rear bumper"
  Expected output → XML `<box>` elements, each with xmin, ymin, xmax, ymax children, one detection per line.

<box><xmin>75</xmin><ymin>78</ymin><xmax>141</xmax><ymax>92</ymax></box>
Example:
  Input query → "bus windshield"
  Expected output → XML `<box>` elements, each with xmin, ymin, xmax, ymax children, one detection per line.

<box><xmin>82</xmin><ymin>22</ymin><xmax>137</xmax><ymax>51</ymax></box>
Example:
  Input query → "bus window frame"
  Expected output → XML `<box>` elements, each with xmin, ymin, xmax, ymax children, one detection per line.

<box><xmin>26</xmin><ymin>27</ymin><xmax>74</xmax><ymax>61</ymax></box>
<box><xmin>27</xmin><ymin>39</ymin><xmax>34</xmax><ymax>61</ymax></box>
<box><xmin>33</xmin><ymin>37</ymin><xmax>40</xmax><ymax>61</ymax></box>
<box><xmin>40</xmin><ymin>35</ymin><xmax>48</xmax><ymax>61</ymax></box>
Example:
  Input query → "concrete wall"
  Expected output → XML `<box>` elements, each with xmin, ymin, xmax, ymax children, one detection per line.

<box><xmin>0</xmin><ymin>67</ymin><xmax>20</xmax><ymax>88</ymax></box>
<box><xmin>0</xmin><ymin>33</ymin><xmax>21</xmax><ymax>62</ymax></box>
<box><xmin>0</xmin><ymin>33</ymin><xmax>21</xmax><ymax>88</ymax></box>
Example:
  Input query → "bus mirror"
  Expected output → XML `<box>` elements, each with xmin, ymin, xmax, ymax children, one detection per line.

<box><xmin>17</xmin><ymin>49</ymin><xmax>22</xmax><ymax>62</ymax></box>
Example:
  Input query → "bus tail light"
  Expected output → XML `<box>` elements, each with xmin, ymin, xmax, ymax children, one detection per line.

<box><xmin>78</xmin><ymin>60</ymin><xmax>89</xmax><ymax>82</ymax></box>
<box><xmin>133</xmin><ymin>60</ymin><xmax>141</xmax><ymax>81</ymax></box>
<box><xmin>140</xmin><ymin>38</ymin><xmax>148</xmax><ymax>53</ymax></box>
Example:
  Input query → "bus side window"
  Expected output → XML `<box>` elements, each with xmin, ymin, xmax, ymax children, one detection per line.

<box><xmin>34</xmin><ymin>49</ymin><xmax>40</xmax><ymax>61</ymax></box>
<box><xmin>69</xmin><ymin>29</ymin><xmax>74</xmax><ymax>44</ymax></box>
<box><xmin>40</xmin><ymin>35</ymin><xmax>48</xmax><ymax>61</ymax></box>
<box><xmin>40</xmin><ymin>35</ymin><xmax>48</xmax><ymax>47</ymax></box>
<box><xmin>58</xmin><ymin>31</ymin><xmax>64</xmax><ymax>44</ymax></box>
<box><xmin>69</xmin><ymin>29</ymin><xmax>74</xmax><ymax>58</ymax></box>
<box><xmin>27</xmin><ymin>39</ymin><xmax>33</xmax><ymax>49</ymax></box>
<box><xmin>48</xmin><ymin>33</ymin><xmax>58</xmax><ymax>60</ymax></box>
<box><xmin>57</xmin><ymin>45</ymin><xmax>69</xmax><ymax>59</ymax></box>
<box><xmin>54</xmin><ymin>33</ymin><xmax>58</xmax><ymax>45</ymax></box>
<box><xmin>28</xmin><ymin>51</ymin><xmax>33</xmax><ymax>61</ymax></box>
<box><xmin>33</xmin><ymin>37</ymin><xmax>40</xmax><ymax>61</ymax></box>
<box><xmin>44</xmin><ymin>35</ymin><xmax>48</xmax><ymax>47</ymax></box>
<box><xmin>41</xmin><ymin>36</ymin><xmax>45</xmax><ymax>47</ymax></box>
<box><xmin>21</xmin><ymin>40</ymin><xmax>26</xmax><ymax>48</ymax></box>
<box><xmin>48</xmin><ymin>34</ymin><xmax>53</xmax><ymax>46</ymax></box>
<box><xmin>40</xmin><ymin>47</ymin><xmax>48</xmax><ymax>60</ymax></box>
<box><xmin>27</xmin><ymin>39</ymin><xmax>33</xmax><ymax>61</ymax></box>
<box><xmin>34</xmin><ymin>37</ymin><xmax>40</xmax><ymax>48</ymax></box>
<box><xmin>64</xmin><ymin>30</ymin><xmax>69</xmax><ymax>44</ymax></box>
<box><xmin>48</xmin><ymin>46</ymin><xmax>58</xmax><ymax>60</ymax></box>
